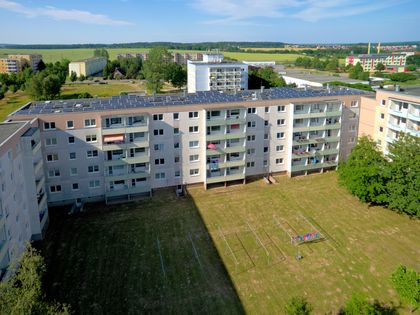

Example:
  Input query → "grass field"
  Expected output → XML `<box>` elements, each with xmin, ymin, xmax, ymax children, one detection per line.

<box><xmin>240</xmin><ymin>47</ymin><xmax>316</xmax><ymax>51</ymax></box>
<box><xmin>41</xmin><ymin>173</ymin><xmax>420</xmax><ymax>315</ymax></box>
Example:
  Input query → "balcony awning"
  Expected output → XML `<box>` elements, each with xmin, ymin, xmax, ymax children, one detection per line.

<box><xmin>104</xmin><ymin>134</ymin><xmax>124</xmax><ymax>143</ymax></box>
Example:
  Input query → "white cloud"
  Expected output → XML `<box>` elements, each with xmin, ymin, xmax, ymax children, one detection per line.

<box><xmin>0</xmin><ymin>0</ymin><xmax>134</xmax><ymax>26</ymax></box>
<box><xmin>192</xmin><ymin>0</ymin><xmax>405</xmax><ymax>24</ymax></box>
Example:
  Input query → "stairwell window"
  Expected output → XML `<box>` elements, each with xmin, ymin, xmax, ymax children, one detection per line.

<box><xmin>88</xmin><ymin>165</ymin><xmax>99</xmax><ymax>173</ymax></box>
<box><xmin>246</xmin><ymin>161</ymin><xmax>255</xmax><ymax>167</ymax></box>
<box><xmin>154</xmin><ymin>158</ymin><xmax>165</xmax><ymax>165</ymax></box>
<box><xmin>155</xmin><ymin>172</ymin><xmax>166</xmax><ymax>180</ymax></box>
<box><xmin>49</xmin><ymin>185</ymin><xmax>62</xmax><ymax>193</ymax></box>
<box><xmin>247</xmin><ymin>108</ymin><xmax>256</xmax><ymax>114</ymax></box>
<box><xmin>247</xmin><ymin>135</ymin><xmax>256</xmax><ymax>141</ymax></box>
<box><xmin>46</xmin><ymin>154</ymin><xmax>58</xmax><ymax>162</ymax></box>
<box><xmin>277</xmin><ymin>132</ymin><xmax>285</xmax><ymax>139</ymax></box>
<box><xmin>153</xmin><ymin>114</ymin><xmax>163</xmax><ymax>121</ymax></box>
<box><xmin>189</xmin><ymin>111</ymin><xmax>199</xmax><ymax>119</ymax></box>
<box><xmin>87</xmin><ymin>150</ymin><xmax>98</xmax><ymax>158</ymax></box>
<box><xmin>276</xmin><ymin>145</ymin><xmax>284</xmax><ymax>152</ymax></box>
<box><xmin>189</xmin><ymin>154</ymin><xmax>199</xmax><ymax>162</ymax></box>
<box><xmin>189</xmin><ymin>141</ymin><xmax>199</xmax><ymax>148</ymax></box>
<box><xmin>86</xmin><ymin>135</ymin><xmax>97</xmax><ymax>143</ymax></box>
<box><xmin>350</xmin><ymin>101</ymin><xmax>359</xmax><ymax>108</ymax></box>
<box><xmin>190</xmin><ymin>169</ymin><xmax>199</xmax><ymax>176</ymax></box>
<box><xmin>88</xmin><ymin>180</ymin><xmax>100</xmax><ymax>188</ymax></box>
<box><xmin>277</xmin><ymin>119</ymin><xmax>286</xmax><ymax>126</ymax></box>
<box><xmin>66</xmin><ymin>121</ymin><xmax>74</xmax><ymax>129</ymax></box>
<box><xmin>276</xmin><ymin>158</ymin><xmax>284</xmax><ymax>165</ymax></box>
<box><xmin>278</xmin><ymin>105</ymin><xmax>286</xmax><ymax>112</ymax></box>
<box><xmin>45</xmin><ymin>138</ymin><xmax>57</xmax><ymax>146</ymax></box>
<box><xmin>84</xmin><ymin>119</ymin><xmax>96</xmax><ymax>127</ymax></box>
<box><xmin>44</xmin><ymin>122</ymin><xmax>56</xmax><ymax>130</ymax></box>
<box><xmin>189</xmin><ymin>126</ymin><xmax>199</xmax><ymax>133</ymax></box>
<box><xmin>153</xmin><ymin>129</ymin><xmax>164</xmax><ymax>136</ymax></box>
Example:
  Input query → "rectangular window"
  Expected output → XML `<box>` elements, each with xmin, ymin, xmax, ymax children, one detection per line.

<box><xmin>70</xmin><ymin>168</ymin><xmax>77</xmax><ymax>176</ymax></box>
<box><xmin>68</xmin><ymin>136</ymin><xmax>75</xmax><ymax>144</ymax></box>
<box><xmin>155</xmin><ymin>172</ymin><xmax>166</xmax><ymax>179</ymax></box>
<box><xmin>174</xmin><ymin>170</ymin><xmax>181</xmax><ymax>177</ymax></box>
<box><xmin>264</xmin><ymin>133</ymin><xmax>269</xmax><ymax>140</ymax></box>
<box><xmin>381</xmin><ymin>99</ymin><xmax>386</xmax><ymax>106</ymax></box>
<box><xmin>87</xmin><ymin>150</ymin><xmax>98</xmax><ymax>158</ymax></box>
<box><xmin>379</xmin><ymin>127</ymin><xmax>383</xmax><ymax>132</ymax></box>
<box><xmin>46</xmin><ymin>154</ymin><xmax>58</xmax><ymax>162</ymax></box>
<box><xmin>351</xmin><ymin>101</ymin><xmax>358</xmax><ymax>108</ymax></box>
<box><xmin>189</xmin><ymin>126</ymin><xmax>199</xmax><ymax>133</ymax></box>
<box><xmin>349</xmin><ymin>137</ymin><xmax>356</xmax><ymax>143</ymax></box>
<box><xmin>88</xmin><ymin>180</ymin><xmax>100</xmax><ymax>188</ymax></box>
<box><xmin>189</xmin><ymin>154</ymin><xmax>199</xmax><ymax>162</ymax></box>
<box><xmin>45</xmin><ymin>138</ymin><xmax>57</xmax><ymax>146</ymax></box>
<box><xmin>277</xmin><ymin>105</ymin><xmax>286</xmax><ymax>112</ymax></box>
<box><xmin>276</xmin><ymin>158</ymin><xmax>284</xmax><ymax>164</ymax></box>
<box><xmin>264</xmin><ymin>120</ymin><xmax>269</xmax><ymax>126</ymax></box>
<box><xmin>189</xmin><ymin>111</ymin><xmax>199</xmax><ymax>118</ymax></box>
<box><xmin>263</xmin><ymin>160</ymin><xmax>268</xmax><ymax>167</ymax></box>
<box><xmin>72</xmin><ymin>183</ymin><xmax>79</xmax><ymax>191</ymax></box>
<box><xmin>247</xmin><ymin>121</ymin><xmax>256</xmax><ymax>128</ymax></box>
<box><xmin>174</xmin><ymin>156</ymin><xmax>180</xmax><ymax>163</ymax></box>
<box><xmin>264</xmin><ymin>146</ymin><xmax>268</xmax><ymax>153</ymax></box>
<box><xmin>153</xmin><ymin>129</ymin><xmax>164</xmax><ymax>136</ymax></box>
<box><xmin>88</xmin><ymin>165</ymin><xmax>99</xmax><ymax>173</ymax></box>
<box><xmin>84</xmin><ymin>119</ymin><xmax>96</xmax><ymax>127</ymax></box>
<box><xmin>44</xmin><ymin>122</ymin><xmax>56</xmax><ymax>130</ymax></box>
<box><xmin>173</xmin><ymin>113</ymin><xmax>179</xmax><ymax>120</ymax></box>
<box><xmin>349</xmin><ymin>125</ymin><xmax>356</xmax><ymax>131</ymax></box>
<box><xmin>189</xmin><ymin>140</ymin><xmax>199</xmax><ymax>148</ymax></box>
<box><xmin>246</xmin><ymin>162</ymin><xmax>255</xmax><ymax>167</ymax></box>
<box><xmin>265</xmin><ymin>107</ymin><xmax>270</xmax><ymax>113</ymax></box>
<box><xmin>247</xmin><ymin>135</ymin><xmax>256</xmax><ymax>141</ymax></box>
<box><xmin>277</xmin><ymin>119</ymin><xmax>286</xmax><ymax>126</ymax></box>
<box><xmin>69</xmin><ymin>152</ymin><xmax>76</xmax><ymax>160</ymax></box>
<box><xmin>247</xmin><ymin>148</ymin><xmax>256</xmax><ymax>155</ymax></box>
<box><xmin>66</xmin><ymin>121</ymin><xmax>74</xmax><ymax>129</ymax></box>
<box><xmin>153</xmin><ymin>114</ymin><xmax>163</xmax><ymax>121</ymax></box>
<box><xmin>154</xmin><ymin>158</ymin><xmax>165</xmax><ymax>165</ymax></box>
<box><xmin>277</xmin><ymin>132</ymin><xmax>285</xmax><ymax>139</ymax></box>
<box><xmin>50</xmin><ymin>185</ymin><xmax>62</xmax><ymax>193</ymax></box>
<box><xmin>154</xmin><ymin>144</ymin><xmax>164</xmax><ymax>151</ymax></box>
<box><xmin>86</xmin><ymin>135</ymin><xmax>97</xmax><ymax>143</ymax></box>
<box><xmin>247</xmin><ymin>108</ymin><xmax>256</xmax><ymax>114</ymax></box>
<box><xmin>190</xmin><ymin>169</ymin><xmax>199</xmax><ymax>176</ymax></box>
<box><xmin>48</xmin><ymin>169</ymin><xmax>60</xmax><ymax>178</ymax></box>
<box><xmin>174</xmin><ymin>142</ymin><xmax>180</xmax><ymax>149</ymax></box>
<box><xmin>380</xmin><ymin>113</ymin><xmax>385</xmax><ymax>119</ymax></box>
<box><xmin>276</xmin><ymin>145</ymin><xmax>284</xmax><ymax>152</ymax></box>
<box><xmin>174</xmin><ymin>127</ymin><xmax>180</xmax><ymax>135</ymax></box>
<box><xmin>349</xmin><ymin>112</ymin><xmax>357</xmax><ymax>119</ymax></box>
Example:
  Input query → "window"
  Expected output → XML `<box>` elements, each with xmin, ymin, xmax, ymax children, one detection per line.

<box><xmin>155</xmin><ymin>172</ymin><xmax>166</xmax><ymax>179</ymax></box>
<box><xmin>174</xmin><ymin>156</ymin><xmax>180</xmax><ymax>163</ymax></box>
<box><xmin>189</xmin><ymin>141</ymin><xmax>199</xmax><ymax>148</ymax></box>
<box><xmin>70</xmin><ymin>168</ymin><xmax>78</xmax><ymax>176</ymax></box>
<box><xmin>87</xmin><ymin>150</ymin><xmax>98</xmax><ymax>158</ymax></box>
<box><xmin>276</xmin><ymin>145</ymin><xmax>284</xmax><ymax>152</ymax></box>
<box><xmin>295</xmin><ymin>105</ymin><xmax>304</xmax><ymax>111</ymax></box>
<box><xmin>265</xmin><ymin>107</ymin><xmax>270</xmax><ymax>113</ymax></box>
<box><xmin>379</xmin><ymin>127</ymin><xmax>383</xmax><ymax>132</ymax></box>
<box><xmin>84</xmin><ymin>119</ymin><xmax>96</xmax><ymax>127</ymax></box>
<box><xmin>50</xmin><ymin>185</ymin><xmax>62</xmax><ymax>193</ymax></box>
<box><xmin>174</xmin><ymin>128</ymin><xmax>180</xmax><ymax>135</ymax></box>
<box><xmin>153</xmin><ymin>114</ymin><xmax>163</xmax><ymax>121</ymax></box>
<box><xmin>155</xmin><ymin>158</ymin><xmax>165</xmax><ymax>165</ymax></box>
<box><xmin>277</xmin><ymin>119</ymin><xmax>285</xmax><ymax>126</ymax></box>
<box><xmin>349</xmin><ymin>137</ymin><xmax>356</xmax><ymax>143</ymax></box>
<box><xmin>88</xmin><ymin>165</ymin><xmax>99</xmax><ymax>173</ymax></box>
<box><xmin>277</xmin><ymin>132</ymin><xmax>285</xmax><ymax>139</ymax></box>
<box><xmin>247</xmin><ymin>148</ymin><xmax>256</xmax><ymax>155</ymax></box>
<box><xmin>350</xmin><ymin>101</ymin><xmax>358</xmax><ymax>108</ymax></box>
<box><xmin>190</xmin><ymin>169</ymin><xmax>199</xmax><ymax>176</ymax></box>
<box><xmin>381</xmin><ymin>99</ymin><xmax>386</xmax><ymax>106</ymax></box>
<box><xmin>48</xmin><ymin>169</ymin><xmax>60</xmax><ymax>178</ymax></box>
<box><xmin>154</xmin><ymin>144</ymin><xmax>164</xmax><ymax>151</ymax></box>
<box><xmin>174</xmin><ymin>170</ymin><xmax>181</xmax><ymax>177</ymax></box>
<box><xmin>246</xmin><ymin>162</ymin><xmax>255</xmax><ymax>167</ymax></box>
<box><xmin>189</xmin><ymin>154</ymin><xmax>199</xmax><ymax>162</ymax></box>
<box><xmin>247</xmin><ymin>108</ymin><xmax>256</xmax><ymax>114</ymax></box>
<box><xmin>45</xmin><ymin>138</ymin><xmax>57</xmax><ymax>146</ymax></box>
<box><xmin>153</xmin><ymin>129</ymin><xmax>164</xmax><ymax>136</ymax></box>
<box><xmin>72</xmin><ymin>183</ymin><xmax>79</xmax><ymax>191</ymax></box>
<box><xmin>247</xmin><ymin>121</ymin><xmax>256</xmax><ymax>128</ymax></box>
<box><xmin>46</xmin><ymin>154</ymin><xmax>58</xmax><ymax>162</ymax></box>
<box><xmin>264</xmin><ymin>120</ymin><xmax>269</xmax><ymax>126</ymax></box>
<box><xmin>264</xmin><ymin>146</ymin><xmax>268</xmax><ymax>153</ymax></box>
<box><xmin>263</xmin><ymin>160</ymin><xmax>268</xmax><ymax>167</ymax></box>
<box><xmin>276</xmin><ymin>158</ymin><xmax>284</xmax><ymax>164</ymax></box>
<box><xmin>68</xmin><ymin>136</ymin><xmax>75</xmax><ymax>144</ymax></box>
<box><xmin>174</xmin><ymin>142</ymin><xmax>180</xmax><ymax>149</ymax></box>
<box><xmin>88</xmin><ymin>180</ymin><xmax>100</xmax><ymax>188</ymax></box>
<box><xmin>86</xmin><ymin>135</ymin><xmax>97</xmax><ymax>143</ymax></box>
<box><xmin>264</xmin><ymin>133</ymin><xmax>269</xmax><ymax>140</ymax></box>
<box><xmin>247</xmin><ymin>135</ymin><xmax>256</xmax><ymax>141</ymax></box>
<box><xmin>189</xmin><ymin>111</ymin><xmax>199</xmax><ymax>118</ymax></box>
<box><xmin>69</xmin><ymin>152</ymin><xmax>76</xmax><ymax>160</ymax></box>
<box><xmin>44</xmin><ymin>122</ymin><xmax>56</xmax><ymax>130</ymax></box>
<box><xmin>277</xmin><ymin>105</ymin><xmax>286</xmax><ymax>112</ymax></box>
<box><xmin>66</xmin><ymin>121</ymin><xmax>74</xmax><ymax>129</ymax></box>
<box><xmin>189</xmin><ymin>126</ymin><xmax>199</xmax><ymax>133</ymax></box>
<box><xmin>173</xmin><ymin>113</ymin><xmax>179</xmax><ymax>120</ymax></box>
<box><xmin>349</xmin><ymin>125</ymin><xmax>356</xmax><ymax>131</ymax></box>
<box><xmin>380</xmin><ymin>113</ymin><xmax>385</xmax><ymax>119</ymax></box>
<box><xmin>349</xmin><ymin>112</ymin><xmax>357</xmax><ymax>119</ymax></box>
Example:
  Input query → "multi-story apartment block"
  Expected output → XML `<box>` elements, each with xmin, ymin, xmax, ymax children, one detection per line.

<box><xmin>117</xmin><ymin>52</ymin><xmax>203</xmax><ymax>65</ymax></box>
<box><xmin>188</xmin><ymin>54</ymin><xmax>248</xmax><ymax>93</ymax></box>
<box><xmin>0</xmin><ymin>54</ymin><xmax>42</xmax><ymax>74</ymax></box>
<box><xmin>345</xmin><ymin>53</ymin><xmax>410</xmax><ymax>72</ymax></box>
<box><xmin>68</xmin><ymin>57</ymin><xmax>108</xmax><ymax>78</ymax></box>
<box><xmin>359</xmin><ymin>87</ymin><xmax>420</xmax><ymax>154</ymax></box>
<box><xmin>0</xmin><ymin>121</ymin><xmax>49</xmax><ymax>278</ymax></box>
<box><xmin>6</xmin><ymin>87</ymin><xmax>365</xmax><ymax>205</ymax></box>
<box><xmin>0</xmin><ymin>58</ymin><xmax>22</xmax><ymax>74</ymax></box>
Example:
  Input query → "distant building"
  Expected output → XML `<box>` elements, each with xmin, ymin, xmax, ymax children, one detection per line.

<box><xmin>68</xmin><ymin>57</ymin><xmax>108</xmax><ymax>78</ymax></box>
<box><xmin>0</xmin><ymin>54</ymin><xmax>42</xmax><ymax>74</ymax></box>
<box><xmin>282</xmin><ymin>70</ymin><xmax>368</xmax><ymax>88</ymax></box>
<box><xmin>359</xmin><ymin>86</ymin><xmax>420</xmax><ymax>155</ymax></box>
<box><xmin>187</xmin><ymin>53</ymin><xmax>248</xmax><ymax>93</ymax></box>
<box><xmin>116</xmin><ymin>52</ymin><xmax>203</xmax><ymax>65</ymax></box>
<box><xmin>243</xmin><ymin>61</ymin><xmax>276</xmax><ymax>68</ymax></box>
<box><xmin>345</xmin><ymin>53</ymin><xmax>411</xmax><ymax>72</ymax></box>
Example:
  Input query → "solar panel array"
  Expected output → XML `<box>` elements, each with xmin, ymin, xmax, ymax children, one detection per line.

<box><xmin>14</xmin><ymin>87</ymin><xmax>367</xmax><ymax>116</ymax></box>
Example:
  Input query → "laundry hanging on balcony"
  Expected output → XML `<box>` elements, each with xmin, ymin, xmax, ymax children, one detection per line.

<box><xmin>103</xmin><ymin>134</ymin><xmax>124</xmax><ymax>143</ymax></box>
<box><xmin>207</xmin><ymin>143</ymin><xmax>217</xmax><ymax>149</ymax></box>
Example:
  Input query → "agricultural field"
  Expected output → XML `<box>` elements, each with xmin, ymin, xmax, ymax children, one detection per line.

<box><xmin>240</xmin><ymin>47</ymin><xmax>317</xmax><ymax>51</ymax></box>
<box><xmin>40</xmin><ymin>173</ymin><xmax>420</xmax><ymax>315</ymax></box>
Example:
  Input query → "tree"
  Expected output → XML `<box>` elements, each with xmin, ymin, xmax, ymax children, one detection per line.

<box><xmin>338</xmin><ymin>136</ymin><xmax>389</xmax><ymax>204</ymax></box>
<box><xmin>142</xmin><ymin>47</ymin><xmax>171</xmax><ymax>93</ymax></box>
<box><xmin>349</xmin><ymin>62</ymin><xmax>364</xmax><ymax>79</ymax></box>
<box><xmin>37</xmin><ymin>59</ymin><xmax>46</xmax><ymax>72</ymax></box>
<box><xmin>285</xmin><ymin>296</ymin><xmax>313</xmax><ymax>315</ymax></box>
<box><xmin>406</xmin><ymin>55</ymin><xmax>420</xmax><ymax>67</ymax></box>
<box><xmin>42</xmin><ymin>75</ymin><xmax>62</xmax><ymax>99</ymax></box>
<box><xmin>93</xmin><ymin>48</ymin><xmax>109</xmax><ymax>60</ymax></box>
<box><xmin>387</xmin><ymin>73</ymin><xmax>416</xmax><ymax>82</ymax></box>
<box><xmin>386</xmin><ymin>133</ymin><xmax>420</xmax><ymax>216</ymax></box>
<box><xmin>78</xmin><ymin>74</ymin><xmax>86</xmax><ymax>82</ymax></box>
<box><xmin>164</xmin><ymin>63</ymin><xmax>187</xmax><ymax>89</ymax></box>
<box><xmin>248</xmin><ymin>67</ymin><xmax>286</xmax><ymax>89</ymax></box>
<box><xmin>0</xmin><ymin>91</ymin><xmax>4</xmax><ymax>100</ymax></box>
<box><xmin>326</xmin><ymin>57</ymin><xmax>339</xmax><ymax>72</ymax></box>
<box><xmin>69</xmin><ymin>71</ymin><xmax>77</xmax><ymax>82</ymax></box>
<box><xmin>375</xmin><ymin>63</ymin><xmax>386</xmax><ymax>72</ymax></box>
<box><xmin>25</xmin><ymin>74</ymin><xmax>45</xmax><ymax>100</ymax></box>
<box><xmin>341</xmin><ymin>293</ymin><xmax>397</xmax><ymax>315</ymax></box>
<box><xmin>391</xmin><ymin>265</ymin><xmax>420</xmax><ymax>312</ymax></box>
<box><xmin>26</xmin><ymin>73</ymin><xmax>62</xmax><ymax>100</ymax></box>
<box><xmin>0</xmin><ymin>244</ymin><xmax>70</xmax><ymax>315</ymax></box>
<box><xmin>406</xmin><ymin>65</ymin><xmax>417</xmax><ymax>71</ymax></box>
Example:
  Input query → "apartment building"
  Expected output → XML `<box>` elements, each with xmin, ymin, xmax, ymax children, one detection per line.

<box><xmin>0</xmin><ymin>121</ymin><xmax>49</xmax><ymax>278</ymax></box>
<box><xmin>117</xmin><ymin>52</ymin><xmax>203</xmax><ymax>64</ymax></box>
<box><xmin>0</xmin><ymin>54</ymin><xmax>42</xmax><ymax>74</ymax></box>
<box><xmin>345</xmin><ymin>53</ymin><xmax>409</xmax><ymax>72</ymax></box>
<box><xmin>6</xmin><ymin>87</ymin><xmax>365</xmax><ymax>206</ymax></box>
<box><xmin>68</xmin><ymin>57</ymin><xmax>108</xmax><ymax>78</ymax></box>
<box><xmin>188</xmin><ymin>54</ymin><xmax>248</xmax><ymax>93</ymax></box>
<box><xmin>359</xmin><ymin>86</ymin><xmax>420</xmax><ymax>154</ymax></box>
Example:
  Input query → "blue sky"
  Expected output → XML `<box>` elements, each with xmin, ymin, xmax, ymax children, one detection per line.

<box><xmin>0</xmin><ymin>0</ymin><xmax>419</xmax><ymax>44</ymax></box>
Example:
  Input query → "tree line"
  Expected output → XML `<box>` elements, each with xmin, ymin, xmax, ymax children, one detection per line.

<box><xmin>338</xmin><ymin>134</ymin><xmax>420</xmax><ymax>217</ymax></box>
<box><xmin>295</xmin><ymin>56</ymin><xmax>340</xmax><ymax>72</ymax></box>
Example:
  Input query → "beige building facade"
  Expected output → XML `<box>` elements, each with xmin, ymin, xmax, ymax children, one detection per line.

<box><xmin>68</xmin><ymin>57</ymin><xmax>108</xmax><ymax>77</ymax></box>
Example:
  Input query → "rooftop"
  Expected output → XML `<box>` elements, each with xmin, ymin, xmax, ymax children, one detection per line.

<box><xmin>382</xmin><ymin>86</ymin><xmax>420</xmax><ymax>98</ymax></box>
<box><xmin>0</xmin><ymin>122</ymin><xmax>26</xmax><ymax>146</ymax></box>
<box><xmin>283</xmin><ymin>70</ymin><xmax>366</xmax><ymax>84</ymax></box>
<box><xmin>11</xmin><ymin>87</ymin><xmax>366</xmax><ymax>116</ymax></box>
<box><xmin>70</xmin><ymin>57</ymin><xmax>107</xmax><ymax>63</ymax></box>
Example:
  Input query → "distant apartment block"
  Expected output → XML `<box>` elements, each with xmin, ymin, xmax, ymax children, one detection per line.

<box><xmin>0</xmin><ymin>54</ymin><xmax>42</xmax><ymax>74</ymax></box>
<box><xmin>117</xmin><ymin>52</ymin><xmax>203</xmax><ymax>65</ymax></box>
<box><xmin>0</xmin><ymin>121</ymin><xmax>49</xmax><ymax>279</ymax></box>
<box><xmin>187</xmin><ymin>54</ymin><xmax>248</xmax><ymax>93</ymax></box>
<box><xmin>359</xmin><ymin>87</ymin><xmax>420</xmax><ymax>154</ymax></box>
<box><xmin>345</xmin><ymin>53</ymin><xmax>411</xmax><ymax>72</ymax></box>
<box><xmin>68</xmin><ymin>57</ymin><xmax>108</xmax><ymax>78</ymax></box>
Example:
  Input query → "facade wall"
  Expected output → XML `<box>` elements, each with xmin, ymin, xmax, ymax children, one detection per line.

<box><xmin>68</xmin><ymin>58</ymin><xmax>107</xmax><ymax>77</ymax></box>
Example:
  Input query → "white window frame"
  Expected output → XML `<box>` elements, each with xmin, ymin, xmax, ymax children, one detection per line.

<box><xmin>84</xmin><ymin>119</ymin><xmax>96</xmax><ymax>127</ymax></box>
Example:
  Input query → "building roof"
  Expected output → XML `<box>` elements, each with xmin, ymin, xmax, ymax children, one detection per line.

<box><xmin>70</xmin><ymin>57</ymin><xmax>107</xmax><ymax>64</ymax></box>
<box><xmin>11</xmin><ymin>87</ymin><xmax>367</xmax><ymax>116</ymax></box>
<box><xmin>0</xmin><ymin>122</ymin><xmax>26</xmax><ymax>145</ymax></box>
<box><xmin>282</xmin><ymin>70</ymin><xmax>366</xmax><ymax>85</ymax></box>
<box><xmin>382</xmin><ymin>86</ymin><xmax>420</xmax><ymax>99</ymax></box>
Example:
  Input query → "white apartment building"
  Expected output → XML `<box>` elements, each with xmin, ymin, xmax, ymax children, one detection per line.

<box><xmin>345</xmin><ymin>53</ymin><xmax>410</xmax><ymax>72</ymax></box>
<box><xmin>68</xmin><ymin>57</ymin><xmax>108</xmax><ymax>78</ymax></box>
<box><xmin>187</xmin><ymin>54</ymin><xmax>248</xmax><ymax>93</ymax></box>
<box><xmin>0</xmin><ymin>121</ymin><xmax>49</xmax><ymax>279</ymax></box>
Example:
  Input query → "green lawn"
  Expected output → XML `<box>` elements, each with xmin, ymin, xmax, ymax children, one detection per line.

<box><xmin>41</xmin><ymin>173</ymin><xmax>420</xmax><ymax>314</ymax></box>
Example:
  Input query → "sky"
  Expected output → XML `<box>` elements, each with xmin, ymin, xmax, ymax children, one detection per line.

<box><xmin>0</xmin><ymin>0</ymin><xmax>419</xmax><ymax>44</ymax></box>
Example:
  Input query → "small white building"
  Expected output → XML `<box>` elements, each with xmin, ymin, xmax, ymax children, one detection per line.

<box><xmin>187</xmin><ymin>54</ymin><xmax>248</xmax><ymax>93</ymax></box>
<box><xmin>68</xmin><ymin>57</ymin><xmax>107</xmax><ymax>78</ymax></box>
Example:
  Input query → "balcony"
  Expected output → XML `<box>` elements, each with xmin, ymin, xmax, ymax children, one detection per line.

<box><xmin>206</xmin><ymin>159</ymin><xmax>245</xmax><ymax>170</ymax></box>
<box><xmin>102</xmin><ymin>124</ymin><xmax>148</xmax><ymax>135</ymax></box>
<box><xmin>291</xmin><ymin>161</ymin><xmax>338</xmax><ymax>172</ymax></box>
<box><xmin>122</xmin><ymin>154</ymin><xmax>149</xmax><ymax>164</ymax></box>
<box><xmin>105</xmin><ymin>185</ymin><xmax>150</xmax><ymax>198</ymax></box>
<box><xmin>206</xmin><ymin>172</ymin><xmax>245</xmax><ymax>184</ymax></box>
<box><xmin>105</xmin><ymin>171</ymin><xmax>149</xmax><ymax>181</ymax></box>
<box><xmin>103</xmin><ymin>139</ymin><xmax>149</xmax><ymax>151</ymax></box>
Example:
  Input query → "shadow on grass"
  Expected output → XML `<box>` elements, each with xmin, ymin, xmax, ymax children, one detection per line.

<box><xmin>39</xmin><ymin>189</ymin><xmax>245</xmax><ymax>315</ymax></box>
